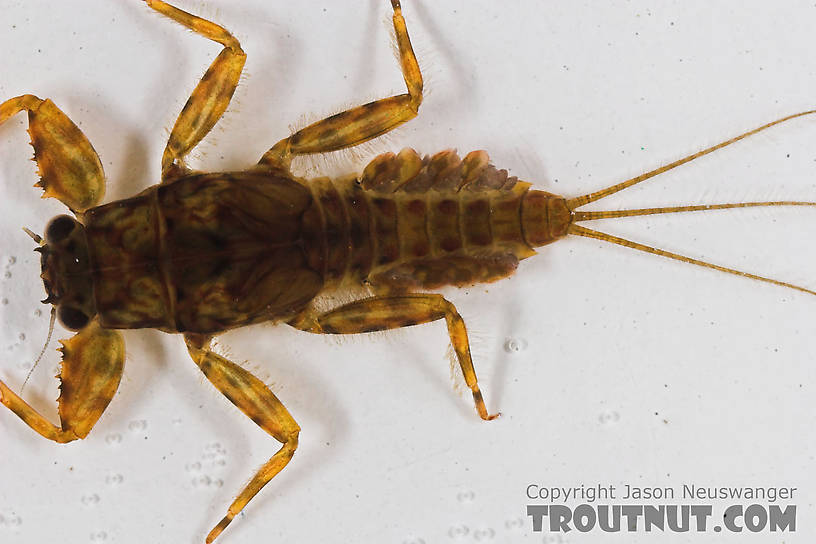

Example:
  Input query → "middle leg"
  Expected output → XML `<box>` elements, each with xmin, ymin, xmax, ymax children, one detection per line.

<box><xmin>145</xmin><ymin>0</ymin><xmax>247</xmax><ymax>181</ymax></box>
<box><xmin>185</xmin><ymin>333</ymin><xmax>300</xmax><ymax>544</ymax></box>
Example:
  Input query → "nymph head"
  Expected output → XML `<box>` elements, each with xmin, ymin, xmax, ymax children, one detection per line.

<box><xmin>38</xmin><ymin>215</ymin><xmax>97</xmax><ymax>331</ymax></box>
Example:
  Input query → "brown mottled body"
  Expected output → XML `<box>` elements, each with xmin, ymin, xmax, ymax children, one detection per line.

<box><xmin>82</xmin><ymin>149</ymin><xmax>569</xmax><ymax>334</ymax></box>
<box><xmin>305</xmin><ymin>148</ymin><xmax>569</xmax><ymax>291</ymax></box>
<box><xmin>0</xmin><ymin>3</ymin><xmax>498</xmax><ymax>540</ymax></box>
<box><xmin>2</xmin><ymin>1</ymin><xmax>815</xmax><ymax>543</ymax></box>
<box><xmin>84</xmin><ymin>171</ymin><xmax>319</xmax><ymax>332</ymax></box>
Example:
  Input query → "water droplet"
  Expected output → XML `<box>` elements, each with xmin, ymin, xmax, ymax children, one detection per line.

<box><xmin>504</xmin><ymin>517</ymin><xmax>525</xmax><ymax>530</ymax></box>
<box><xmin>8</xmin><ymin>256</ymin><xmax>16</xmax><ymax>265</ymax></box>
<box><xmin>503</xmin><ymin>337</ymin><xmax>528</xmax><ymax>353</ymax></box>
<box><xmin>34</xmin><ymin>309</ymin><xmax>42</xmax><ymax>317</ymax></box>
<box><xmin>185</xmin><ymin>462</ymin><xmax>202</xmax><ymax>473</ymax></box>
<box><xmin>4</xmin><ymin>271</ymin><xmax>11</xmax><ymax>279</ymax></box>
<box><xmin>456</xmin><ymin>490</ymin><xmax>475</xmax><ymax>503</ymax></box>
<box><xmin>105</xmin><ymin>433</ymin><xmax>122</xmax><ymax>445</ymax></box>
<box><xmin>402</xmin><ymin>538</ymin><xmax>426</xmax><ymax>544</ymax></box>
<box><xmin>216</xmin><ymin>458</ymin><xmax>227</xmax><ymax>466</ymax></box>
<box><xmin>81</xmin><ymin>494</ymin><xmax>100</xmax><ymax>506</ymax></box>
<box><xmin>128</xmin><ymin>420</ymin><xmax>147</xmax><ymax>432</ymax></box>
<box><xmin>18</xmin><ymin>361</ymin><xmax>32</xmax><ymax>371</ymax></box>
<box><xmin>105</xmin><ymin>474</ymin><xmax>123</xmax><ymax>486</ymax></box>
<box><xmin>171</xmin><ymin>417</ymin><xmax>182</xmax><ymax>425</ymax></box>
<box><xmin>90</xmin><ymin>531</ymin><xmax>108</xmax><ymax>541</ymax></box>
<box><xmin>447</xmin><ymin>525</ymin><xmax>469</xmax><ymax>539</ymax></box>
<box><xmin>18</xmin><ymin>333</ymin><xmax>25</xmax><ymax>341</ymax></box>
<box><xmin>598</xmin><ymin>410</ymin><xmax>620</xmax><ymax>425</ymax></box>
<box><xmin>214</xmin><ymin>479</ymin><xmax>223</xmax><ymax>488</ymax></box>
<box><xmin>1</xmin><ymin>298</ymin><xmax>8</xmax><ymax>305</ymax></box>
<box><xmin>473</xmin><ymin>528</ymin><xmax>495</xmax><ymax>540</ymax></box>
<box><xmin>0</xmin><ymin>511</ymin><xmax>20</xmax><ymax>528</ymax></box>
<box><xmin>192</xmin><ymin>475</ymin><xmax>211</xmax><ymax>488</ymax></box>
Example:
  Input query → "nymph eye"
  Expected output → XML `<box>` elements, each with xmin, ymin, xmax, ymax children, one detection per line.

<box><xmin>57</xmin><ymin>305</ymin><xmax>90</xmax><ymax>331</ymax></box>
<box><xmin>45</xmin><ymin>215</ymin><xmax>76</xmax><ymax>244</ymax></box>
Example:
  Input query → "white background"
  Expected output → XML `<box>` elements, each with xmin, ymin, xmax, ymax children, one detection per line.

<box><xmin>1</xmin><ymin>1</ymin><xmax>815</xmax><ymax>543</ymax></box>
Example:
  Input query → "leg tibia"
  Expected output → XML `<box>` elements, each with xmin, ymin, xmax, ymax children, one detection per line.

<box><xmin>0</xmin><ymin>382</ymin><xmax>78</xmax><ymax>443</ymax></box>
<box><xmin>206</xmin><ymin>439</ymin><xmax>298</xmax><ymax>544</ymax></box>
<box><xmin>289</xmin><ymin>294</ymin><xmax>498</xmax><ymax>421</ymax></box>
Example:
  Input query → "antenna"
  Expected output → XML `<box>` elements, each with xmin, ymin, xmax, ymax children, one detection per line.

<box><xmin>20</xmin><ymin>306</ymin><xmax>57</xmax><ymax>395</ymax></box>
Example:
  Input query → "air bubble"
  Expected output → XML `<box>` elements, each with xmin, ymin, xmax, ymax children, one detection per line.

<box><xmin>214</xmin><ymin>479</ymin><xmax>223</xmax><ymax>488</ymax></box>
<box><xmin>34</xmin><ymin>309</ymin><xmax>42</xmax><ymax>317</ymax></box>
<box><xmin>473</xmin><ymin>528</ymin><xmax>495</xmax><ymax>540</ymax></box>
<box><xmin>503</xmin><ymin>337</ymin><xmax>528</xmax><ymax>353</ymax></box>
<box><xmin>402</xmin><ymin>538</ymin><xmax>426</xmax><ymax>544</ymax></box>
<box><xmin>0</xmin><ymin>512</ymin><xmax>20</xmax><ymax>527</ymax></box>
<box><xmin>18</xmin><ymin>333</ymin><xmax>25</xmax><ymax>341</ymax></box>
<box><xmin>8</xmin><ymin>256</ymin><xmax>16</xmax><ymax>265</ymax></box>
<box><xmin>504</xmin><ymin>517</ymin><xmax>524</xmax><ymax>530</ymax></box>
<box><xmin>192</xmin><ymin>475</ymin><xmax>212</xmax><ymax>488</ymax></box>
<box><xmin>81</xmin><ymin>494</ymin><xmax>100</xmax><ymax>506</ymax></box>
<box><xmin>185</xmin><ymin>462</ymin><xmax>202</xmax><ymax>473</ymax></box>
<box><xmin>447</xmin><ymin>525</ymin><xmax>469</xmax><ymax>539</ymax></box>
<box><xmin>1</xmin><ymin>298</ymin><xmax>8</xmax><ymax>305</ymax></box>
<box><xmin>543</xmin><ymin>535</ymin><xmax>567</xmax><ymax>543</ymax></box>
<box><xmin>90</xmin><ymin>531</ymin><xmax>108</xmax><ymax>541</ymax></box>
<box><xmin>598</xmin><ymin>410</ymin><xmax>620</xmax><ymax>425</ymax></box>
<box><xmin>456</xmin><ymin>490</ymin><xmax>475</xmax><ymax>503</ymax></box>
<box><xmin>128</xmin><ymin>420</ymin><xmax>147</xmax><ymax>432</ymax></box>
<box><xmin>105</xmin><ymin>474</ymin><xmax>123</xmax><ymax>486</ymax></box>
<box><xmin>4</xmin><ymin>271</ymin><xmax>11</xmax><ymax>279</ymax></box>
<box><xmin>105</xmin><ymin>433</ymin><xmax>122</xmax><ymax>445</ymax></box>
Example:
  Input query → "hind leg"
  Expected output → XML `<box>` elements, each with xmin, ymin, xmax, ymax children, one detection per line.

<box><xmin>289</xmin><ymin>294</ymin><xmax>498</xmax><ymax>421</ymax></box>
<box><xmin>259</xmin><ymin>1</ymin><xmax>423</xmax><ymax>171</ymax></box>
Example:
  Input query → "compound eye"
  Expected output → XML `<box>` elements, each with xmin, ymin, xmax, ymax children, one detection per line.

<box><xmin>57</xmin><ymin>305</ymin><xmax>90</xmax><ymax>331</ymax></box>
<box><xmin>45</xmin><ymin>215</ymin><xmax>77</xmax><ymax>244</ymax></box>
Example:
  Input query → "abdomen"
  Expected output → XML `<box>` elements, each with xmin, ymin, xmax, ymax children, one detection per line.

<box><xmin>302</xmin><ymin>148</ymin><xmax>571</xmax><ymax>291</ymax></box>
